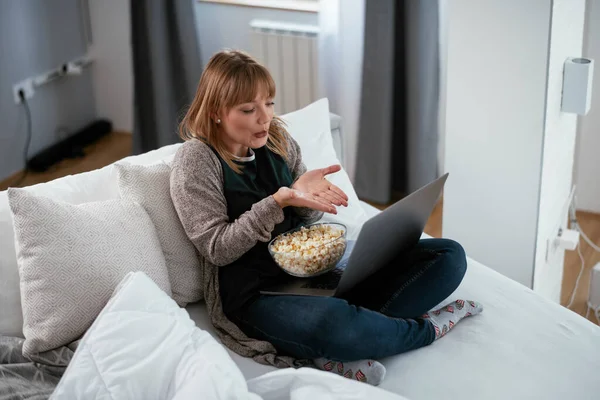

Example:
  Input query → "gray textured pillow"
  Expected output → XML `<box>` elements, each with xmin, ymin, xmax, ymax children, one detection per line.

<box><xmin>8</xmin><ymin>188</ymin><xmax>172</xmax><ymax>357</ymax></box>
<box><xmin>115</xmin><ymin>163</ymin><xmax>203</xmax><ymax>305</ymax></box>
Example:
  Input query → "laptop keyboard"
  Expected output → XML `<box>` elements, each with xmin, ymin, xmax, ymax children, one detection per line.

<box><xmin>300</xmin><ymin>267</ymin><xmax>344</xmax><ymax>290</ymax></box>
<box><xmin>298</xmin><ymin>240</ymin><xmax>355</xmax><ymax>291</ymax></box>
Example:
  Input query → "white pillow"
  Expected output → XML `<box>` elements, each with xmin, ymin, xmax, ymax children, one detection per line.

<box><xmin>52</xmin><ymin>272</ymin><xmax>406</xmax><ymax>400</ymax></box>
<box><xmin>8</xmin><ymin>188</ymin><xmax>172</xmax><ymax>357</ymax></box>
<box><xmin>281</xmin><ymin>98</ymin><xmax>369</xmax><ymax>239</ymax></box>
<box><xmin>0</xmin><ymin>166</ymin><xmax>120</xmax><ymax>338</ymax></box>
<box><xmin>51</xmin><ymin>272</ymin><xmax>258</xmax><ymax>400</ymax></box>
<box><xmin>115</xmin><ymin>162</ymin><xmax>203</xmax><ymax>306</ymax></box>
<box><xmin>0</xmin><ymin>143</ymin><xmax>182</xmax><ymax>338</ymax></box>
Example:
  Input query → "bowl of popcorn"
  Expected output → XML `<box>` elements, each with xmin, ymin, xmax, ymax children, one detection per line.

<box><xmin>268</xmin><ymin>223</ymin><xmax>347</xmax><ymax>277</ymax></box>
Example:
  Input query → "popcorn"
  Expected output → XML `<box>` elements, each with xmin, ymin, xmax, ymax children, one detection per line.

<box><xmin>270</xmin><ymin>224</ymin><xmax>346</xmax><ymax>276</ymax></box>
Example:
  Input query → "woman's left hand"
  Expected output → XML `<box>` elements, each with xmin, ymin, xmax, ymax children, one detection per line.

<box><xmin>292</xmin><ymin>165</ymin><xmax>349</xmax><ymax>208</ymax></box>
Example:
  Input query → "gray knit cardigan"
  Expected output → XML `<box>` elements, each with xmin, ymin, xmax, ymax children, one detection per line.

<box><xmin>170</xmin><ymin>137</ymin><xmax>323</xmax><ymax>368</ymax></box>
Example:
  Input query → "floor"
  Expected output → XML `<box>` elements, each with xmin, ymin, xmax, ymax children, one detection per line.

<box><xmin>0</xmin><ymin>132</ymin><xmax>132</xmax><ymax>191</ymax></box>
<box><xmin>363</xmin><ymin>196</ymin><xmax>443</xmax><ymax>239</ymax></box>
<box><xmin>2</xmin><ymin>132</ymin><xmax>598</xmax><ymax>326</ymax></box>
<box><xmin>561</xmin><ymin>211</ymin><xmax>600</xmax><ymax>325</ymax></box>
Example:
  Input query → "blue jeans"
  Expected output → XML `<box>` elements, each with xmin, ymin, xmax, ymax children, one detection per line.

<box><xmin>230</xmin><ymin>238</ymin><xmax>467</xmax><ymax>361</ymax></box>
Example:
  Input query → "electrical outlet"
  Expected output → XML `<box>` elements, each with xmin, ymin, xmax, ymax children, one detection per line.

<box><xmin>546</xmin><ymin>226</ymin><xmax>567</xmax><ymax>263</ymax></box>
<box><xmin>12</xmin><ymin>79</ymin><xmax>35</xmax><ymax>104</ymax></box>
<box><xmin>545</xmin><ymin>187</ymin><xmax>576</xmax><ymax>262</ymax></box>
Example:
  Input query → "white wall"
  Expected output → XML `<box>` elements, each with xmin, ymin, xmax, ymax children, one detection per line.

<box><xmin>574</xmin><ymin>0</ymin><xmax>600</xmax><ymax>214</ymax></box>
<box><xmin>533</xmin><ymin>0</ymin><xmax>586</xmax><ymax>301</ymax></box>
<box><xmin>443</xmin><ymin>0</ymin><xmax>587</xmax><ymax>301</ymax></box>
<box><xmin>443</xmin><ymin>0</ymin><xmax>551</xmax><ymax>288</ymax></box>
<box><xmin>88</xmin><ymin>0</ymin><xmax>133</xmax><ymax>133</ymax></box>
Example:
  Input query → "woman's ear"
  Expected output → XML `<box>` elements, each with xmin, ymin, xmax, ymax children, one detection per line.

<box><xmin>210</xmin><ymin>113</ymin><xmax>222</xmax><ymax>125</ymax></box>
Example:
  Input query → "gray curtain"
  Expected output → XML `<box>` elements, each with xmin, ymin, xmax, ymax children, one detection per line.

<box><xmin>355</xmin><ymin>0</ymin><xmax>440</xmax><ymax>204</ymax></box>
<box><xmin>130</xmin><ymin>0</ymin><xmax>202</xmax><ymax>154</ymax></box>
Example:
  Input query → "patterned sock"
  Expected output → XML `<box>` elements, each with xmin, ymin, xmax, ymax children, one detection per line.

<box><xmin>423</xmin><ymin>299</ymin><xmax>483</xmax><ymax>339</ymax></box>
<box><xmin>313</xmin><ymin>358</ymin><xmax>386</xmax><ymax>386</ymax></box>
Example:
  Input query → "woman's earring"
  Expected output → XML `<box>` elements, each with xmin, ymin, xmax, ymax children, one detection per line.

<box><xmin>216</xmin><ymin>119</ymin><xmax>221</xmax><ymax>124</ymax></box>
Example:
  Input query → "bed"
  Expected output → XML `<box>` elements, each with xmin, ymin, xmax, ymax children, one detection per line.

<box><xmin>186</xmin><ymin>216</ymin><xmax>600</xmax><ymax>399</ymax></box>
<box><xmin>0</xmin><ymin>100</ymin><xmax>598</xmax><ymax>399</ymax></box>
<box><xmin>184</xmin><ymin>103</ymin><xmax>600</xmax><ymax>399</ymax></box>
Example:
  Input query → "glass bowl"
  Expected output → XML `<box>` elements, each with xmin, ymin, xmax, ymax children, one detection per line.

<box><xmin>268</xmin><ymin>222</ymin><xmax>347</xmax><ymax>278</ymax></box>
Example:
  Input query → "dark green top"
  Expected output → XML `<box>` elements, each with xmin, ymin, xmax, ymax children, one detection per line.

<box><xmin>213</xmin><ymin>145</ymin><xmax>304</xmax><ymax>315</ymax></box>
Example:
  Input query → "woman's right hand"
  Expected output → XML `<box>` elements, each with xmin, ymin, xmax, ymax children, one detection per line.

<box><xmin>272</xmin><ymin>187</ymin><xmax>337</xmax><ymax>214</ymax></box>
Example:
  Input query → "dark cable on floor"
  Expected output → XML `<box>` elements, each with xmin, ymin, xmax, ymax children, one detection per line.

<box><xmin>10</xmin><ymin>91</ymin><xmax>33</xmax><ymax>188</ymax></box>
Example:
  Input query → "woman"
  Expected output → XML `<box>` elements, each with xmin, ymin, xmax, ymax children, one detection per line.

<box><xmin>170</xmin><ymin>50</ymin><xmax>482</xmax><ymax>386</ymax></box>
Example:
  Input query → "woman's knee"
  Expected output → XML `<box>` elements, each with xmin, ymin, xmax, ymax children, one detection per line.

<box><xmin>440</xmin><ymin>239</ymin><xmax>467</xmax><ymax>279</ymax></box>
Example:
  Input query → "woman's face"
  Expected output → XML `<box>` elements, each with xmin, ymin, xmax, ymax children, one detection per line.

<box><xmin>219</xmin><ymin>93</ymin><xmax>275</xmax><ymax>157</ymax></box>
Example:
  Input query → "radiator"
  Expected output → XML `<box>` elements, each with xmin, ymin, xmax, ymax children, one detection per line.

<box><xmin>250</xmin><ymin>20</ymin><xmax>319</xmax><ymax>114</ymax></box>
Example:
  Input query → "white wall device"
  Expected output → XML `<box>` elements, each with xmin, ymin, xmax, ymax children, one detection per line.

<box><xmin>555</xmin><ymin>228</ymin><xmax>580</xmax><ymax>251</ymax></box>
<box><xmin>561</xmin><ymin>57</ymin><xmax>594</xmax><ymax>115</ymax></box>
<box><xmin>589</xmin><ymin>262</ymin><xmax>600</xmax><ymax>311</ymax></box>
<box><xmin>11</xmin><ymin>56</ymin><xmax>92</xmax><ymax>104</ymax></box>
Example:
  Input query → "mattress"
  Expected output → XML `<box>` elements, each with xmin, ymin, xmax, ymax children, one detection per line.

<box><xmin>186</xmin><ymin>201</ymin><xmax>600</xmax><ymax>400</ymax></box>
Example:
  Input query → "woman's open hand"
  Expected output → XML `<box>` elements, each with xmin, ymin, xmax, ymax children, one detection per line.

<box><xmin>272</xmin><ymin>187</ymin><xmax>338</xmax><ymax>214</ymax></box>
<box><xmin>291</xmin><ymin>165</ymin><xmax>349</xmax><ymax>207</ymax></box>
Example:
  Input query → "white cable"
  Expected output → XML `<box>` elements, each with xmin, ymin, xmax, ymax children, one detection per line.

<box><xmin>574</xmin><ymin>221</ymin><xmax>600</xmax><ymax>252</ymax></box>
<box><xmin>566</xmin><ymin>197</ymin><xmax>600</xmax><ymax>315</ymax></box>
<box><xmin>570</xmin><ymin>194</ymin><xmax>599</xmax><ymax>252</ymax></box>
<box><xmin>585</xmin><ymin>305</ymin><xmax>591</xmax><ymax>320</ymax></box>
<box><xmin>566</xmin><ymin>239</ymin><xmax>585</xmax><ymax>309</ymax></box>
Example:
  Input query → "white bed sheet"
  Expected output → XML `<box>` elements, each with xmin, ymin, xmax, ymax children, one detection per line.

<box><xmin>186</xmin><ymin>201</ymin><xmax>600</xmax><ymax>400</ymax></box>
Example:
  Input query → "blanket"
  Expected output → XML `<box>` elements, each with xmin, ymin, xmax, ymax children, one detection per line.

<box><xmin>51</xmin><ymin>272</ymin><xmax>405</xmax><ymax>399</ymax></box>
<box><xmin>0</xmin><ymin>336</ymin><xmax>71</xmax><ymax>400</ymax></box>
<box><xmin>1</xmin><ymin>273</ymin><xmax>405</xmax><ymax>399</ymax></box>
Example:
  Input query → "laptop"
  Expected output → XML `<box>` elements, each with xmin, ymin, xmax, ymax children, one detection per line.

<box><xmin>260</xmin><ymin>173</ymin><xmax>449</xmax><ymax>297</ymax></box>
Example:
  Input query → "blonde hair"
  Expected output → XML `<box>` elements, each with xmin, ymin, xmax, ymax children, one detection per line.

<box><xmin>179</xmin><ymin>49</ymin><xmax>289</xmax><ymax>173</ymax></box>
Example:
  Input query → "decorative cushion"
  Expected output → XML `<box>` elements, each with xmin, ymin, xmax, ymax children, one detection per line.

<box><xmin>115</xmin><ymin>162</ymin><xmax>203</xmax><ymax>305</ymax></box>
<box><xmin>52</xmin><ymin>272</ymin><xmax>253</xmax><ymax>399</ymax></box>
<box><xmin>8</xmin><ymin>188</ymin><xmax>171</xmax><ymax>356</ymax></box>
<box><xmin>0</xmin><ymin>143</ymin><xmax>181</xmax><ymax>338</ymax></box>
